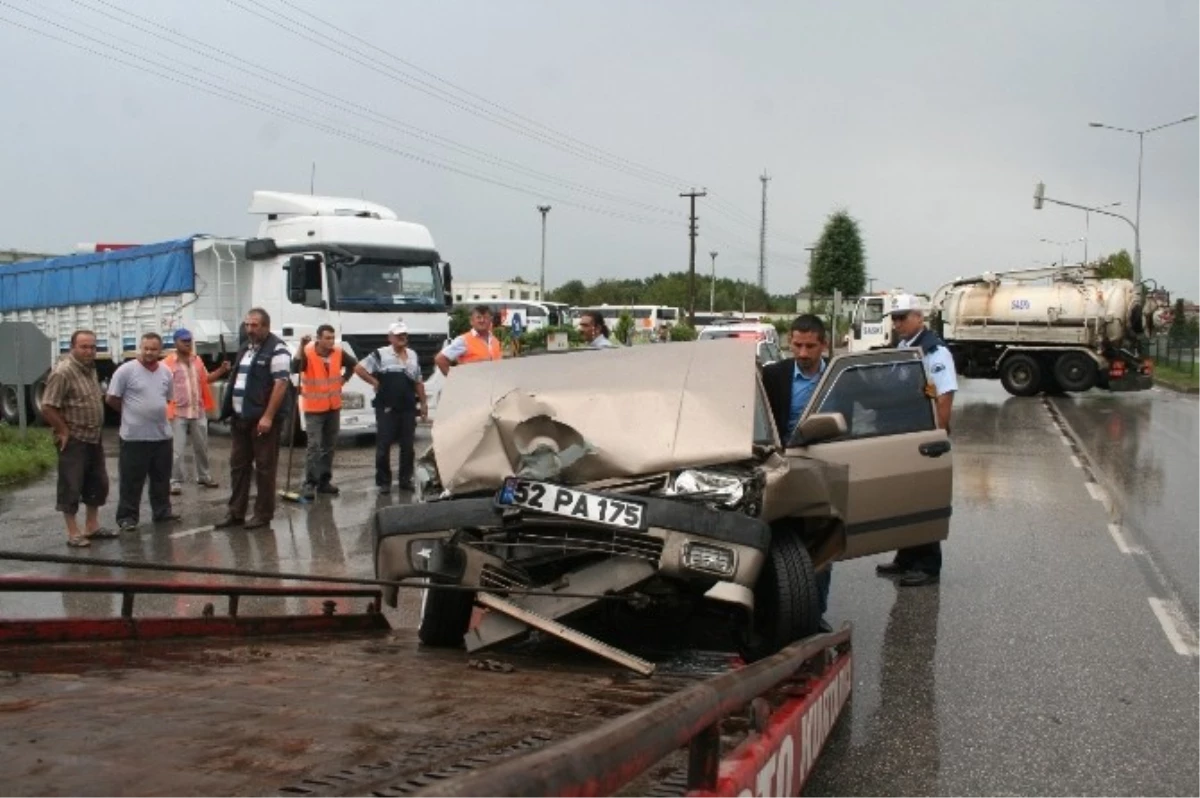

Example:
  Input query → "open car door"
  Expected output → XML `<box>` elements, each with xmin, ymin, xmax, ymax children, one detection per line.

<box><xmin>787</xmin><ymin>349</ymin><xmax>952</xmax><ymax>560</ymax></box>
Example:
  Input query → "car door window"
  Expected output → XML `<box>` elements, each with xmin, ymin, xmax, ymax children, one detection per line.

<box><xmin>806</xmin><ymin>355</ymin><xmax>935</xmax><ymax>440</ymax></box>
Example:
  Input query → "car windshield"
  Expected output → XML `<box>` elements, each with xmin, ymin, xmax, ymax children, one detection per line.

<box><xmin>331</xmin><ymin>260</ymin><xmax>442</xmax><ymax>311</ymax></box>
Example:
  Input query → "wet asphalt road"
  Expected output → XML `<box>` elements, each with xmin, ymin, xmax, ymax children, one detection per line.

<box><xmin>1</xmin><ymin>381</ymin><xmax>1197</xmax><ymax>796</ymax></box>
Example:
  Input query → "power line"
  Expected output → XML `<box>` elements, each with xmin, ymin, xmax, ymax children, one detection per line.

<box><xmin>0</xmin><ymin>3</ymin><xmax>677</xmax><ymax>228</ymax></box>
<box><xmin>60</xmin><ymin>0</ymin><xmax>685</xmax><ymax>220</ymax></box>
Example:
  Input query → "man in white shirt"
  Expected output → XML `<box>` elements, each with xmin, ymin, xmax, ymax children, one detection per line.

<box><xmin>875</xmin><ymin>294</ymin><xmax>958</xmax><ymax>586</ymax></box>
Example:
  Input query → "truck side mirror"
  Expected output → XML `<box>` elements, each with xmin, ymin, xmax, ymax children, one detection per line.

<box><xmin>442</xmin><ymin>261</ymin><xmax>454</xmax><ymax>304</ymax></box>
<box><xmin>286</xmin><ymin>256</ymin><xmax>307</xmax><ymax>305</ymax></box>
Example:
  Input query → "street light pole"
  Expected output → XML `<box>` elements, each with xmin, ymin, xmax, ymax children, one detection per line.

<box><xmin>1089</xmin><ymin>113</ymin><xmax>1197</xmax><ymax>283</ymax></box>
<box><xmin>536</xmin><ymin>204</ymin><xmax>551</xmax><ymax>299</ymax></box>
<box><xmin>1034</xmin><ymin>183</ymin><xmax>1142</xmax><ymax>281</ymax></box>
<box><xmin>708</xmin><ymin>251</ymin><xmax>717</xmax><ymax>313</ymax></box>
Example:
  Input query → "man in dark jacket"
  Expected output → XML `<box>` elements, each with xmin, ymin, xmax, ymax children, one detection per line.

<box><xmin>761</xmin><ymin>314</ymin><xmax>832</xmax><ymax>631</ymax></box>
<box><xmin>216</xmin><ymin>308</ymin><xmax>292</xmax><ymax>529</ymax></box>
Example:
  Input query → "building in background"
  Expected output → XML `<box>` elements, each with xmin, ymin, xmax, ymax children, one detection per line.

<box><xmin>453</xmin><ymin>280</ymin><xmax>542</xmax><ymax>303</ymax></box>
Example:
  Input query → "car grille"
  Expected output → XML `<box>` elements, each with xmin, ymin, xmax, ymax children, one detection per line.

<box><xmin>343</xmin><ymin>333</ymin><xmax>446</xmax><ymax>379</ymax></box>
<box><xmin>480</xmin><ymin>563</ymin><xmax>532</xmax><ymax>591</ymax></box>
<box><xmin>511</xmin><ymin>527</ymin><xmax>664</xmax><ymax>563</ymax></box>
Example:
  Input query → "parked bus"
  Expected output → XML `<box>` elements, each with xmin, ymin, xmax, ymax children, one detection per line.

<box><xmin>455</xmin><ymin>299</ymin><xmax>557</xmax><ymax>332</ymax></box>
<box><xmin>571</xmin><ymin>305</ymin><xmax>680</xmax><ymax>339</ymax></box>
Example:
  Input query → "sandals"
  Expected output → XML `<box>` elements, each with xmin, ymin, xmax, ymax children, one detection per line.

<box><xmin>67</xmin><ymin>536</ymin><xmax>91</xmax><ymax>548</ymax></box>
<box><xmin>85</xmin><ymin>527</ymin><xmax>119</xmax><ymax>540</ymax></box>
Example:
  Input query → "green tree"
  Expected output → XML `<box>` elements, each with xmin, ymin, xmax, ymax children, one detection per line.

<box><xmin>449</xmin><ymin>305</ymin><xmax>470</xmax><ymax>337</ymax></box>
<box><xmin>1095</xmin><ymin>250</ymin><xmax>1134</xmax><ymax>280</ymax></box>
<box><xmin>614</xmin><ymin>311</ymin><xmax>635</xmax><ymax>345</ymax></box>
<box><xmin>548</xmin><ymin>279</ymin><xmax>587</xmax><ymax>306</ymax></box>
<box><xmin>810</xmin><ymin>209</ymin><xmax>866</xmax><ymax>297</ymax></box>
<box><xmin>1168</xmin><ymin>298</ymin><xmax>1197</xmax><ymax>345</ymax></box>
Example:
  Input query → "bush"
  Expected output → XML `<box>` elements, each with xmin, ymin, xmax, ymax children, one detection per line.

<box><xmin>522</xmin><ymin>325</ymin><xmax>584</xmax><ymax>350</ymax></box>
<box><xmin>449</xmin><ymin>306</ymin><xmax>471</xmax><ymax>337</ymax></box>
<box><xmin>669</xmin><ymin>324</ymin><xmax>698</xmax><ymax>342</ymax></box>
<box><xmin>0</xmin><ymin>425</ymin><xmax>57</xmax><ymax>485</ymax></box>
<box><xmin>614</xmin><ymin>312</ymin><xmax>635</xmax><ymax>345</ymax></box>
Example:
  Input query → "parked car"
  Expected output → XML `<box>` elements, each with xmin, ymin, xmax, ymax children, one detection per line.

<box><xmin>696</xmin><ymin>323</ymin><xmax>784</xmax><ymax>367</ymax></box>
<box><xmin>373</xmin><ymin>339</ymin><xmax>952</xmax><ymax>660</ymax></box>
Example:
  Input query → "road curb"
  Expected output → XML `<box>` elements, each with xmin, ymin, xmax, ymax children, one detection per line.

<box><xmin>1152</xmin><ymin>379</ymin><xmax>1199</xmax><ymax>395</ymax></box>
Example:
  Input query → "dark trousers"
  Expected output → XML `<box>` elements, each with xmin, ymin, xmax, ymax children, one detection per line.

<box><xmin>56</xmin><ymin>438</ymin><xmax>110</xmax><ymax>514</ymax></box>
<box><xmin>894</xmin><ymin>541</ymin><xmax>942</xmax><ymax>575</ymax></box>
<box><xmin>375</xmin><ymin>408</ymin><xmax>417</xmax><ymax>487</ymax></box>
<box><xmin>303</xmin><ymin>410</ymin><xmax>339</xmax><ymax>487</ymax></box>
<box><xmin>116</xmin><ymin>438</ymin><xmax>173</xmax><ymax>525</ymax></box>
<box><xmin>228</xmin><ymin>417</ymin><xmax>282</xmax><ymax>521</ymax></box>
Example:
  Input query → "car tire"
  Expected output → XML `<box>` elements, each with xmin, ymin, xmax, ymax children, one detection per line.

<box><xmin>999</xmin><ymin>354</ymin><xmax>1043</xmax><ymax>397</ymax></box>
<box><xmin>739</xmin><ymin>533</ymin><xmax>821</xmax><ymax>663</ymax></box>
<box><xmin>1</xmin><ymin>384</ymin><xmax>30</xmax><ymax>425</ymax></box>
<box><xmin>1052</xmin><ymin>352</ymin><xmax>1098</xmax><ymax>393</ymax></box>
<box><xmin>418</xmin><ymin>581</ymin><xmax>476</xmax><ymax>648</ymax></box>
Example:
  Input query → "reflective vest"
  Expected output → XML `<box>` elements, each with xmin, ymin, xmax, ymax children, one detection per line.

<box><xmin>458</xmin><ymin>332</ymin><xmax>502</xmax><ymax>364</ymax></box>
<box><xmin>163</xmin><ymin>353</ymin><xmax>215</xmax><ymax>421</ymax></box>
<box><xmin>300</xmin><ymin>342</ymin><xmax>344</xmax><ymax>413</ymax></box>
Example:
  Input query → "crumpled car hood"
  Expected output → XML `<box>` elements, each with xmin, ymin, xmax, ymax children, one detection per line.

<box><xmin>431</xmin><ymin>339</ymin><xmax>762</xmax><ymax>494</ymax></box>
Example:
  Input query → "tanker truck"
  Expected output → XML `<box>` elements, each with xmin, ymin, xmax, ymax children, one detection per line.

<box><xmin>928</xmin><ymin>265</ymin><xmax>1163</xmax><ymax>396</ymax></box>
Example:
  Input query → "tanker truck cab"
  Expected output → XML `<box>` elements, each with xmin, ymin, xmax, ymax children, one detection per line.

<box><xmin>242</xmin><ymin>191</ymin><xmax>451</xmax><ymax>435</ymax></box>
<box><xmin>846</xmin><ymin>296</ymin><xmax>889</xmax><ymax>352</ymax></box>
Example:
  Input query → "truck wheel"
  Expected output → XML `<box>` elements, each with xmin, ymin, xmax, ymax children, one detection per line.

<box><xmin>1000</xmin><ymin>354</ymin><xmax>1042</xmax><ymax>397</ymax></box>
<box><xmin>30</xmin><ymin>376</ymin><xmax>50</xmax><ymax>425</ymax></box>
<box><xmin>739</xmin><ymin>533</ymin><xmax>820</xmax><ymax>663</ymax></box>
<box><xmin>1052</xmin><ymin>352</ymin><xmax>1098</xmax><ymax>392</ymax></box>
<box><xmin>418</xmin><ymin>582</ymin><xmax>476</xmax><ymax>648</ymax></box>
<box><xmin>1</xmin><ymin>385</ymin><xmax>29</xmax><ymax>425</ymax></box>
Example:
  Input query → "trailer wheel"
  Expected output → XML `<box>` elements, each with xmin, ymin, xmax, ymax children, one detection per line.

<box><xmin>739</xmin><ymin>532</ymin><xmax>820</xmax><ymax>663</ymax></box>
<box><xmin>1</xmin><ymin>385</ymin><xmax>29</xmax><ymax>425</ymax></box>
<box><xmin>1052</xmin><ymin>352</ymin><xmax>1098</xmax><ymax>392</ymax></box>
<box><xmin>30</xmin><ymin>376</ymin><xmax>50</xmax><ymax>425</ymax></box>
<box><xmin>418</xmin><ymin>581</ymin><xmax>476</xmax><ymax>648</ymax></box>
<box><xmin>1000</xmin><ymin>354</ymin><xmax>1043</xmax><ymax>397</ymax></box>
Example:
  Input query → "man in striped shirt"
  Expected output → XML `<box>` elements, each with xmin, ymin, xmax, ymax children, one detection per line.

<box><xmin>216</xmin><ymin>308</ymin><xmax>292</xmax><ymax>530</ymax></box>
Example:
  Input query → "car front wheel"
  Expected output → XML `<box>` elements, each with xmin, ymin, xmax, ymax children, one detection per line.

<box><xmin>739</xmin><ymin>533</ymin><xmax>821</xmax><ymax>662</ymax></box>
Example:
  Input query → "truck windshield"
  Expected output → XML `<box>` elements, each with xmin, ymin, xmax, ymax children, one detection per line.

<box><xmin>330</xmin><ymin>260</ymin><xmax>443</xmax><ymax>312</ymax></box>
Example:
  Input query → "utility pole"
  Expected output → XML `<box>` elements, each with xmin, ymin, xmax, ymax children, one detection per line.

<box><xmin>537</xmin><ymin>205</ymin><xmax>551</xmax><ymax>299</ymax></box>
<box><xmin>310</xmin><ymin>162</ymin><xmax>316</xmax><ymax>195</ymax></box>
<box><xmin>680</xmin><ymin>188</ymin><xmax>707</xmax><ymax>326</ymax></box>
<box><xmin>758</xmin><ymin>171</ymin><xmax>770</xmax><ymax>293</ymax></box>
<box><xmin>867</xmin><ymin>276</ymin><xmax>878</xmax><ymax>294</ymax></box>
<box><xmin>708</xmin><ymin>251</ymin><xmax>718</xmax><ymax>312</ymax></box>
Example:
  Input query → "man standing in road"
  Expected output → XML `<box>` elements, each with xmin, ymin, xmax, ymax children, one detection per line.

<box><xmin>579</xmin><ymin>311</ymin><xmax>617</xmax><ymax>349</ymax></box>
<box><xmin>875</xmin><ymin>294</ymin><xmax>958</xmax><ymax>587</ymax></box>
<box><xmin>293</xmin><ymin>324</ymin><xmax>358</xmax><ymax>499</ymax></box>
<box><xmin>762</xmin><ymin>314</ymin><xmax>833</xmax><ymax>629</ymax></box>
<box><xmin>435</xmin><ymin>305</ymin><xmax>502</xmax><ymax>376</ymax></box>
<box><xmin>216</xmin><ymin>308</ymin><xmax>292</xmax><ymax>530</ymax></box>
<box><xmin>164</xmin><ymin>328</ymin><xmax>230</xmax><ymax>495</ymax></box>
<box><xmin>357</xmin><ymin>321</ymin><xmax>427</xmax><ymax>494</ymax></box>
<box><xmin>41</xmin><ymin>330</ymin><xmax>113</xmax><ymax>547</ymax></box>
<box><xmin>106</xmin><ymin>332</ymin><xmax>178</xmax><ymax>532</ymax></box>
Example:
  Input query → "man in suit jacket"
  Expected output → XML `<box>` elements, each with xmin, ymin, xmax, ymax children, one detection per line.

<box><xmin>761</xmin><ymin>313</ymin><xmax>833</xmax><ymax>631</ymax></box>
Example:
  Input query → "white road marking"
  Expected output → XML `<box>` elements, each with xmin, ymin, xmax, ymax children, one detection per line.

<box><xmin>1148</xmin><ymin>598</ymin><xmax>1200</xmax><ymax>657</ymax></box>
<box><xmin>1069</xmin><ymin>455</ymin><xmax>1082</xmax><ymax>468</ymax></box>
<box><xmin>1085</xmin><ymin>482</ymin><xmax>1107</xmax><ymax>503</ymax></box>
<box><xmin>169</xmin><ymin>526</ymin><xmax>215</xmax><ymax>539</ymax></box>
<box><xmin>1106</xmin><ymin>523</ymin><xmax>1139</xmax><ymax>554</ymax></box>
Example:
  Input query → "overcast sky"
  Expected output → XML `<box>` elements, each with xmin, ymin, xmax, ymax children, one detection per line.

<box><xmin>1</xmin><ymin>0</ymin><xmax>1196</xmax><ymax>299</ymax></box>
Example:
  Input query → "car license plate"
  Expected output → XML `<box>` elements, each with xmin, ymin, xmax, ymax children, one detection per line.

<box><xmin>497</xmin><ymin>478</ymin><xmax>646</xmax><ymax>531</ymax></box>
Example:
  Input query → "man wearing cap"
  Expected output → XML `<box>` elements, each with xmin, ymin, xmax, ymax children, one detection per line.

<box><xmin>164</xmin><ymin>328</ymin><xmax>230</xmax><ymax>495</ymax></box>
<box><xmin>875</xmin><ymin>293</ymin><xmax>958</xmax><ymax>587</ymax></box>
<box><xmin>293</xmin><ymin>324</ymin><xmax>359</xmax><ymax>498</ymax></box>
<box><xmin>355</xmin><ymin>321</ymin><xmax>428</xmax><ymax>493</ymax></box>
<box><xmin>434</xmin><ymin>304</ymin><xmax>502</xmax><ymax>376</ymax></box>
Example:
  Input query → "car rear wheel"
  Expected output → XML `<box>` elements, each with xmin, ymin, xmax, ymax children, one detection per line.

<box><xmin>418</xmin><ymin>581</ymin><xmax>476</xmax><ymax>648</ymax></box>
<box><xmin>1000</xmin><ymin>354</ymin><xmax>1042</xmax><ymax>397</ymax></box>
<box><xmin>739</xmin><ymin>533</ymin><xmax>821</xmax><ymax>663</ymax></box>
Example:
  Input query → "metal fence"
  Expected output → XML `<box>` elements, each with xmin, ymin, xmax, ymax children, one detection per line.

<box><xmin>1148</xmin><ymin>336</ymin><xmax>1198</xmax><ymax>374</ymax></box>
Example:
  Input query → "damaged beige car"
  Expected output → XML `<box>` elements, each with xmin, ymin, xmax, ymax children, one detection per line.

<box><xmin>373</xmin><ymin>339</ymin><xmax>952</xmax><ymax>661</ymax></box>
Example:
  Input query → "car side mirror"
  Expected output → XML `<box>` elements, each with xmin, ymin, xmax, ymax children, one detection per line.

<box><xmin>789</xmin><ymin>412</ymin><xmax>847</xmax><ymax>446</ymax></box>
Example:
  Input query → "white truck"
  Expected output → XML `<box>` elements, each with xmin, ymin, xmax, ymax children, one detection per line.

<box><xmin>0</xmin><ymin>191</ymin><xmax>453</xmax><ymax>433</ymax></box>
<box><xmin>844</xmin><ymin>266</ymin><xmax>1163</xmax><ymax>396</ymax></box>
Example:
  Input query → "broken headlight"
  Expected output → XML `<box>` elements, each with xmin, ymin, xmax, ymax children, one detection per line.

<box><xmin>663</xmin><ymin>468</ymin><xmax>764</xmax><ymax>517</ymax></box>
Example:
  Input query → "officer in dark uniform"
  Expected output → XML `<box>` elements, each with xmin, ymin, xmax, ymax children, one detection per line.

<box><xmin>356</xmin><ymin>321</ymin><xmax>428</xmax><ymax>494</ymax></box>
<box><xmin>875</xmin><ymin>294</ymin><xmax>957</xmax><ymax>586</ymax></box>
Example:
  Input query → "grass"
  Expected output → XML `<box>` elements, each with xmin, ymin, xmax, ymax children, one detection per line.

<box><xmin>1152</xmin><ymin>361</ymin><xmax>1200</xmax><ymax>392</ymax></box>
<box><xmin>0</xmin><ymin>424</ymin><xmax>58</xmax><ymax>486</ymax></box>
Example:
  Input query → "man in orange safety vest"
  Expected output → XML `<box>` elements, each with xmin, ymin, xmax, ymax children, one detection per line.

<box><xmin>292</xmin><ymin>324</ymin><xmax>359</xmax><ymax>499</ymax></box>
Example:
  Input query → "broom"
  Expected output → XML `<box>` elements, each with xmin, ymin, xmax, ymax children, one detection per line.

<box><xmin>278</xmin><ymin>381</ymin><xmax>310</xmax><ymax>504</ymax></box>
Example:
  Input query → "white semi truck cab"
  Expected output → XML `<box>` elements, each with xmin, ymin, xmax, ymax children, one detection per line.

<box><xmin>240</xmin><ymin>192</ymin><xmax>452</xmax><ymax>433</ymax></box>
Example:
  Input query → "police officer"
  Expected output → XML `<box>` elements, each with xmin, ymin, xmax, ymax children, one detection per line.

<box><xmin>875</xmin><ymin>293</ymin><xmax>958</xmax><ymax>586</ymax></box>
<box><xmin>356</xmin><ymin>321</ymin><xmax>428</xmax><ymax>494</ymax></box>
